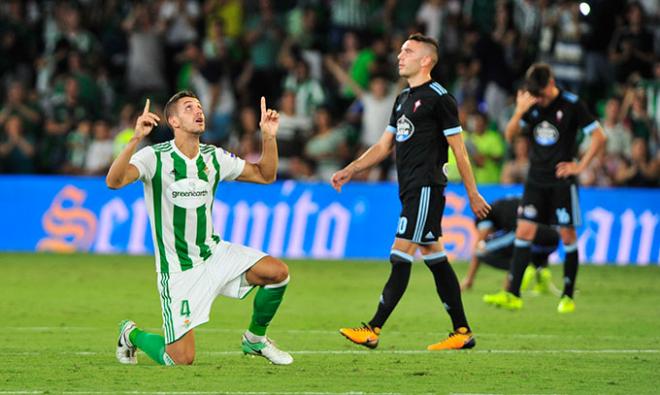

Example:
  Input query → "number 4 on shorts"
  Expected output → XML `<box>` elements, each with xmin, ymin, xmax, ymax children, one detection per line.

<box><xmin>181</xmin><ymin>300</ymin><xmax>191</xmax><ymax>317</ymax></box>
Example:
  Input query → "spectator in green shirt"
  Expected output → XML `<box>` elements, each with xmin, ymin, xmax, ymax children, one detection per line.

<box><xmin>468</xmin><ymin>112</ymin><xmax>505</xmax><ymax>184</ymax></box>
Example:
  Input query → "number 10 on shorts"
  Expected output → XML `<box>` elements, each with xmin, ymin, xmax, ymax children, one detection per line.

<box><xmin>397</xmin><ymin>217</ymin><xmax>408</xmax><ymax>234</ymax></box>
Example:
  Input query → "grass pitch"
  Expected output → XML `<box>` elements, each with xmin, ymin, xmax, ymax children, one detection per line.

<box><xmin>1</xmin><ymin>253</ymin><xmax>659</xmax><ymax>394</ymax></box>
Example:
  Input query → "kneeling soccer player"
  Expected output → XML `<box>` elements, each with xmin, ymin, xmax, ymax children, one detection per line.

<box><xmin>107</xmin><ymin>92</ymin><xmax>292</xmax><ymax>365</ymax></box>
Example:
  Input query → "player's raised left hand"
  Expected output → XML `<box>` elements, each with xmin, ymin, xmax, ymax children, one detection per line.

<box><xmin>469</xmin><ymin>193</ymin><xmax>491</xmax><ymax>219</ymax></box>
<box><xmin>555</xmin><ymin>161</ymin><xmax>581</xmax><ymax>178</ymax></box>
<box><xmin>259</xmin><ymin>96</ymin><xmax>279</xmax><ymax>138</ymax></box>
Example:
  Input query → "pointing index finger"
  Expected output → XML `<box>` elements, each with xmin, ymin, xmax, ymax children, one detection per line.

<box><xmin>143</xmin><ymin>98</ymin><xmax>150</xmax><ymax>115</ymax></box>
<box><xmin>260</xmin><ymin>96</ymin><xmax>266</xmax><ymax>117</ymax></box>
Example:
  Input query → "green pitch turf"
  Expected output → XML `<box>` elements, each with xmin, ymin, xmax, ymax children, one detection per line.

<box><xmin>1</xmin><ymin>253</ymin><xmax>659</xmax><ymax>394</ymax></box>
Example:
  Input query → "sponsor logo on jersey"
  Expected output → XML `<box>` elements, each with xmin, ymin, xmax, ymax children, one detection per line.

<box><xmin>396</xmin><ymin>115</ymin><xmax>415</xmax><ymax>142</ymax></box>
<box><xmin>167</xmin><ymin>179</ymin><xmax>211</xmax><ymax>209</ymax></box>
<box><xmin>533</xmin><ymin>121</ymin><xmax>559</xmax><ymax>146</ymax></box>
<box><xmin>413</xmin><ymin>99</ymin><xmax>422</xmax><ymax>112</ymax></box>
<box><xmin>556</xmin><ymin>110</ymin><xmax>563</xmax><ymax>122</ymax></box>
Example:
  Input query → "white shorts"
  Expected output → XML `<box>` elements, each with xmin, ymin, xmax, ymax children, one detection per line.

<box><xmin>156</xmin><ymin>240</ymin><xmax>267</xmax><ymax>344</ymax></box>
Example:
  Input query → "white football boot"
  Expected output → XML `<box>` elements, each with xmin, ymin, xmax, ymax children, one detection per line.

<box><xmin>241</xmin><ymin>334</ymin><xmax>293</xmax><ymax>365</ymax></box>
<box><xmin>116</xmin><ymin>320</ymin><xmax>138</xmax><ymax>365</ymax></box>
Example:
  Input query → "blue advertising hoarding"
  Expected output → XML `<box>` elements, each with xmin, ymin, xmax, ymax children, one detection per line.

<box><xmin>0</xmin><ymin>176</ymin><xmax>658</xmax><ymax>265</ymax></box>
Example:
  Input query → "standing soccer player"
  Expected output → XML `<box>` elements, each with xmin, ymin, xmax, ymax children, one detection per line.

<box><xmin>331</xmin><ymin>33</ymin><xmax>490</xmax><ymax>350</ymax></box>
<box><xmin>107</xmin><ymin>92</ymin><xmax>293</xmax><ymax>365</ymax></box>
<box><xmin>484</xmin><ymin>64</ymin><xmax>606</xmax><ymax>313</ymax></box>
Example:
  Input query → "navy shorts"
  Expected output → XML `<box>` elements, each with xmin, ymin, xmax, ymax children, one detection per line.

<box><xmin>395</xmin><ymin>185</ymin><xmax>444</xmax><ymax>244</ymax></box>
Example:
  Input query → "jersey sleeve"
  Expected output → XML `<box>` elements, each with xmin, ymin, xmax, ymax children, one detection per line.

<box><xmin>129</xmin><ymin>146</ymin><xmax>156</xmax><ymax>182</ymax></box>
<box><xmin>215</xmin><ymin>147</ymin><xmax>246</xmax><ymax>181</ymax></box>
<box><xmin>576</xmin><ymin>101</ymin><xmax>600</xmax><ymax>136</ymax></box>
<box><xmin>435</xmin><ymin>95</ymin><xmax>462</xmax><ymax>137</ymax></box>
<box><xmin>386</xmin><ymin>97</ymin><xmax>398</xmax><ymax>134</ymax></box>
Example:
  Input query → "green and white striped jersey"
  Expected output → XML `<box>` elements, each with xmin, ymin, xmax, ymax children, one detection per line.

<box><xmin>130</xmin><ymin>140</ymin><xmax>245</xmax><ymax>273</ymax></box>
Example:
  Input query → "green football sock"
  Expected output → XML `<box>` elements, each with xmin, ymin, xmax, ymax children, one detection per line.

<box><xmin>248</xmin><ymin>277</ymin><xmax>289</xmax><ymax>336</ymax></box>
<box><xmin>129</xmin><ymin>328</ymin><xmax>174</xmax><ymax>365</ymax></box>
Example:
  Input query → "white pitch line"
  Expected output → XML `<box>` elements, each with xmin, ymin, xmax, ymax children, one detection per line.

<box><xmin>3</xmin><ymin>327</ymin><xmax>656</xmax><ymax>341</ymax></box>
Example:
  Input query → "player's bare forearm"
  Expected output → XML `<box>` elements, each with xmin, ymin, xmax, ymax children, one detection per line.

<box><xmin>349</xmin><ymin>142</ymin><xmax>390</xmax><ymax>173</ymax></box>
<box><xmin>463</xmin><ymin>226</ymin><xmax>492</xmax><ymax>290</ymax></box>
<box><xmin>107</xmin><ymin>99</ymin><xmax>158</xmax><ymax>189</ymax></box>
<box><xmin>556</xmin><ymin>128</ymin><xmax>607</xmax><ymax>178</ymax></box>
<box><xmin>255</xmin><ymin>134</ymin><xmax>279</xmax><ymax>183</ymax></box>
<box><xmin>106</xmin><ymin>136</ymin><xmax>141</xmax><ymax>189</ymax></box>
<box><xmin>506</xmin><ymin>90</ymin><xmax>537</xmax><ymax>143</ymax></box>
<box><xmin>461</xmin><ymin>254</ymin><xmax>480</xmax><ymax>291</ymax></box>
<box><xmin>448</xmin><ymin>134</ymin><xmax>479</xmax><ymax>197</ymax></box>
<box><xmin>238</xmin><ymin>97</ymin><xmax>280</xmax><ymax>184</ymax></box>
<box><xmin>505</xmin><ymin>112</ymin><xmax>523</xmax><ymax>143</ymax></box>
<box><xmin>578</xmin><ymin>128</ymin><xmax>606</xmax><ymax>171</ymax></box>
<box><xmin>331</xmin><ymin>132</ymin><xmax>394</xmax><ymax>192</ymax></box>
<box><xmin>448</xmin><ymin>133</ymin><xmax>490</xmax><ymax>218</ymax></box>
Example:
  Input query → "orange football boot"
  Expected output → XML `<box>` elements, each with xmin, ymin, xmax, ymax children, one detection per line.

<box><xmin>339</xmin><ymin>322</ymin><xmax>381</xmax><ymax>349</ymax></box>
<box><xmin>427</xmin><ymin>327</ymin><xmax>475</xmax><ymax>350</ymax></box>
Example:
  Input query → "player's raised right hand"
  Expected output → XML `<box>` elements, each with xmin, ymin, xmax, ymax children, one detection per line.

<box><xmin>515</xmin><ymin>90</ymin><xmax>538</xmax><ymax>115</ymax></box>
<box><xmin>134</xmin><ymin>98</ymin><xmax>160</xmax><ymax>140</ymax></box>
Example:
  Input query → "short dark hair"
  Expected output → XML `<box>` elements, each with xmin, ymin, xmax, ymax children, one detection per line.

<box><xmin>164</xmin><ymin>90</ymin><xmax>199</xmax><ymax>127</ymax></box>
<box><xmin>407</xmin><ymin>33</ymin><xmax>439</xmax><ymax>65</ymax></box>
<box><xmin>524</xmin><ymin>63</ymin><xmax>553</xmax><ymax>96</ymax></box>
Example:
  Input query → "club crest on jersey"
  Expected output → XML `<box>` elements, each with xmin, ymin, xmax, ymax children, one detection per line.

<box><xmin>396</xmin><ymin>115</ymin><xmax>415</xmax><ymax>142</ymax></box>
<box><xmin>533</xmin><ymin>121</ymin><xmax>559</xmax><ymax>146</ymax></box>
<box><xmin>413</xmin><ymin>99</ymin><xmax>422</xmax><ymax>112</ymax></box>
<box><xmin>518</xmin><ymin>204</ymin><xmax>537</xmax><ymax>219</ymax></box>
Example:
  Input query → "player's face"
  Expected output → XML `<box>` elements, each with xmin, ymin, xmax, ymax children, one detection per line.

<box><xmin>174</xmin><ymin>98</ymin><xmax>205</xmax><ymax>134</ymax></box>
<box><xmin>397</xmin><ymin>40</ymin><xmax>424</xmax><ymax>78</ymax></box>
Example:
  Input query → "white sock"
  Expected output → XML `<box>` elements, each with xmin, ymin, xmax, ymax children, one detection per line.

<box><xmin>244</xmin><ymin>330</ymin><xmax>265</xmax><ymax>344</ymax></box>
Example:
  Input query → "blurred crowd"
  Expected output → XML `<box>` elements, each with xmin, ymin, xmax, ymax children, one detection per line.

<box><xmin>0</xmin><ymin>0</ymin><xmax>658</xmax><ymax>187</ymax></box>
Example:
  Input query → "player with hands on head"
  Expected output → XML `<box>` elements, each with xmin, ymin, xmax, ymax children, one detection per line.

<box><xmin>485</xmin><ymin>63</ymin><xmax>606</xmax><ymax>313</ymax></box>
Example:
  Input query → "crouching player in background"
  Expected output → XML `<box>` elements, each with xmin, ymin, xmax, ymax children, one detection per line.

<box><xmin>461</xmin><ymin>196</ymin><xmax>560</xmax><ymax>295</ymax></box>
<box><xmin>106</xmin><ymin>92</ymin><xmax>293</xmax><ymax>366</ymax></box>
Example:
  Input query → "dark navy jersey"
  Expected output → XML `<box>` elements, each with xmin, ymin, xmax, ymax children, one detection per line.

<box><xmin>475</xmin><ymin>196</ymin><xmax>519</xmax><ymax>233</ymax></box>
<box><xmin>387</xmin><ymin>80</ymin><xmax>461</xmax><ymax>195</ymax></box>
<box><xmin>475</xmin><ymin>196</ymin><xmax>559</xmax><ymax>253</ymax></box>
<box><xmin>519</xmin><ymin>90</ymin><xmax>599</xmax><ymax>186</ymax></box>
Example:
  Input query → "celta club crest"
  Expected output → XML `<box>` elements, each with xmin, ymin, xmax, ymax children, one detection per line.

<box><xmin>533</xmin><ymin>121</ymin><xmax>559</xmax><ymax>146</ymax></box>
<box><xmin>396</xmin><ymin>115</ymin><xmax>415</xmax><ymax>142</ymax></box>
